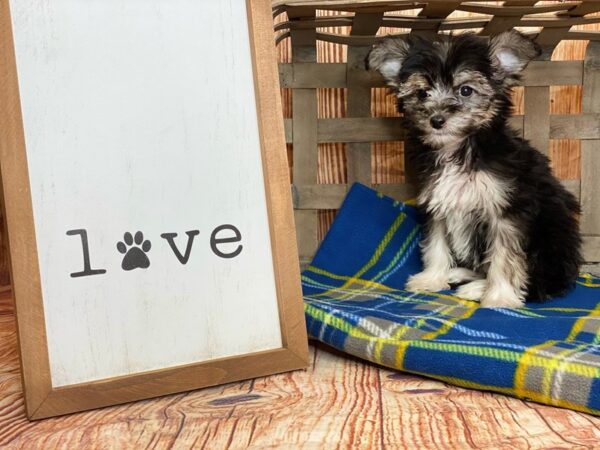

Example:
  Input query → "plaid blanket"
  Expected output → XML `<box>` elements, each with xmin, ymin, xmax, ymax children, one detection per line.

<box><xmin>302</xmin><ymin>183</ymin><xmax>600</xmax><ymax>415</ymax></box>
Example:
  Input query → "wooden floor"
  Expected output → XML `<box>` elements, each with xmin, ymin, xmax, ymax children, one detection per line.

<box><xmin>1</xmin><ymin>291</ymin><xmax>600</xmax><ymax>449</ymax></box>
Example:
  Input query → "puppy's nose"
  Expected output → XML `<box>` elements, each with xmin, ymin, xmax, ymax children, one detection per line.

<box><xmin>430</xmin><ymin>115</ymin><xmax>446</xmax><ymax>129</ymax></box>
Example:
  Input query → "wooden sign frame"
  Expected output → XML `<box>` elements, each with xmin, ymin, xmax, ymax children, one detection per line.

<box><xmin>0</xmin><ymin>0</ymin><xmax>308</xmax><ymax>419</ymax></box>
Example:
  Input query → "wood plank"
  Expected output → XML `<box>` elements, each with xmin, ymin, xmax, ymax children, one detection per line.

<box><xmin>292</xmin><ymin>181</ymin><xmax>576</xmax><ymax>210</ymax></box>
<box><xmin>319</xmin><ymin>117</ymin><xmax>408</xmax><ymax>143</ymax></box>
<box><xmin>413</xmin><ymin>1</ymin><xmax>461</xmax><ymax>39</ymax></box>
<box><xmin>380</xmin><ymin>370</ymin><xmax>600</xmax><ymax>449</ymax></box>
<box><xmin>281</xmin><ymin>1</ymin><xmax>427</xmax><ymax>14</ymax></box>
<box><xmin>346</xmin><ymin>12</ymin><xmax>383</xmax><ymax>185</ymax></box>
<box><xmin>565</xmin><ymin>31</ymin><xmax>600</xmax><ymax>42</ymax></box>
<box><xmin>583</xmin><ymin>236</ymin><xmax>600</xmax><ymax>263</ymax></box>
<box><xmin>284</xmin><ymin>117</ymin><xmax>521</xmax><ymax>144</ymax></box>
<box><xmin>550</xmin><ymin>114</ymin><xmax>600</xmax><ymax>140</ymax></box>
<box><xmin>290</xmin><ymin>9</ymin><xmax>320</xmax><ymax>266</ymax></box>
<box><xmin>275</xmin><ymin>12</ymin><xmax>600</xmax><ymax>35</ymax></box>
<box><xmin>523</xmin><ymin>85</ymin><xmax>551</xmax><ymax>155</ymax></box>
<box><xmin>480</xmin><ymin>1</ymin><xmax>537</xmax><ymax>36</ymax></box>
<box><xmin>1</xmin><ymin>291</ymin><xmax>600</xmax><ymax>447</ymax></box>
<box><xmin>293</xmin><ymin>183</ymin><xmax>416</xmax><ymax>209</ymax></box>
<box><xmin>458</xmin><ymin>3</ymin><xmax>581</xmax><ymax>17</ymax></box>
<box><xmin>276</xmin><ymin>15</ymin><xmax>491</xmax><ymax>32</ymax></box>
<box><xmin>557</xmin><ymin>2</ymin><xmax>600</xmax><ymax>17</ymax></box>
<box><xmin>280</xmin><ymin>61</ymin><xmax>584</xmax><ymax>88</ymax></box>
<box><xmin>523</xmin><ymin>60</ymin><xmax>584</xmax><ymax>87</ymax></box>
<box><xmin>284</xmin><ymin>115</ymin><xmax>600</xmax><ymax>144</ymax></box>
<box><xmin>581</xmin><ymin>42</ymin><xmax>600</xmax><ymax>238</ymax></box>
<box><xmin>0</xmin><ymin>197</ymin><xmax>10</xmax><ymax>287</ymax></box>
<box><xmin>561</xmin><ymin>179</ymin><xmax>581</xmax><ymax>201</ymax></box>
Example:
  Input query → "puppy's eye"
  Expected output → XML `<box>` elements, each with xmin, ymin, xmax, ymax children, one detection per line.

<box><xmin>416</xmin><ymin>89</ymin><xmax>430</xmax><ymax>100</ymax></box>
<box><xmin>460</xmin><ymin>85</ymin><xmax>474</xmax><ymax>97</ymax></box>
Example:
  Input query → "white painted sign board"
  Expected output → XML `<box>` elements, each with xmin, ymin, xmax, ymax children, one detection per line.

<box><xmin>0</xmin><ymin>0</ymin><xmax>307</xmax><ymax>419</ymax></box>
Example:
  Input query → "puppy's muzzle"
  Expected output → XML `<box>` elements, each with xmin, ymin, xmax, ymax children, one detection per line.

<box><xmin>430</xmin><ymin>115</ymin><xmax>446</xmax><ymax>129</ymax></box>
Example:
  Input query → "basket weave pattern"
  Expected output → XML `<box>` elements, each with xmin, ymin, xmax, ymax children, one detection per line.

<box><xmin>273</xmin><ymin>1</ymin><xmax>600</xmax><ymax>266</ymax></box>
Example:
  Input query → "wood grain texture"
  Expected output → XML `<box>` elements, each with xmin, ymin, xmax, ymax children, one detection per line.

<box><xmin>1</xmin><ymin>0</ymin><xmax>308</xmax><ymax>419</ymax></box>
<box><xmin>581</xmin><ymin>40</ymin><xmax>600</xmax><ymax>246</ymax></box>
<box><xmin>0</xmin><ymin>0</ymin><xmax>52</xmax><ymax>418</ymax></box>
<box><xmin>279</xmin><ymin>5</ymin><xmax>600</xmax><ymax>264</ymax></box>
<box><xmin>290</xmin><ymin>8</ymin><xmax>321</xmax><ymax>265</ymax></box>
<box><xmin>346</xmin><ymin>12</ymin><xmax>383</xmax><ymax>185</ymax></box>
<box><xmin>1</xmin><ymin>292</ymin><xmax>600</xmax><ymax>448</ymax></box>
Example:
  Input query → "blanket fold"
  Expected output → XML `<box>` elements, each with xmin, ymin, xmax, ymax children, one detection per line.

<box><xmin>302</xmin><ymin>183</ymin><xmax>600</xmax><ymax>415</ymax></box>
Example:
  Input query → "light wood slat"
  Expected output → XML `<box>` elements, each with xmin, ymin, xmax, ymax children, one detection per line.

<box><xmin>480</xmin><ymin>1</ymin><xmax>537</xmax><ymax>36</ymax></box>
<box><xmin>276</xmin><ymin>0</ymin><xmax>596</xmax><ymax>17</ymax></box>
<box><xmin>413</xmin><ymin>1</ymin><xmax>461</xmax><ymax>38</ymax></box>
<box><xmin>537</xmin><ymin>28</ymin><xmax>575</xmax><ymax>54</ymax></box>
<box><xmin>561</xmin><ymin>179</ymin><xmax>581</xmax><ymax>201</ymax></box>
<box><xmin>524</xmin><ymin>86</ymin><xmax>551</xmax><ymax>155</ymax></box>
<box><xmin>346</xmin><ymin>12</ymin><xmax>384</xmax><ymax>185</ymax></box>
<box><xmin>290</xmin><ymin>92</ymin><xmax>317</xmax><ymax>160</ymax></box>
<box><xmin>279</xmin><ymin>61</ymin><xmax>585</xmax><ymax>88</ymax></box>
<box><xmin>277</xmin><ymin>15</ymin><xmax>487</xmax><ymax>29</ymax></box>
<box><xmin>0</xmin><ymin>199</ymin><xmax>10</xmax><ymax>287</ymax></box>
<box><xmin>523</xmin><ymin>60</ymin><xmax>584</xmax><ymax>86</ymax></box>
<box><xmin>418</xmin><ymin>1</ymin><xmax>462</xmax><ymax>18</ymax></box>
<box><xmin>292</xmin><ymin>183</ymin><xmax>349</xmax><ymax>209</ymax></box>
<box><xmin>583</xmin><ymin>236</ymin><xmax>600</xmax><ymax>263</ymax></box>
<box><xmin>565</xmin><ymin>31</ymin><xmax>600</xmax><ymax>41</ymax></box>
<box><xmin>305</xmin><ymin>30</ymin><xmax>600</xmax><ymax>46</ymax></box>
<box><xmin>276</xmin><ymin>15</ymin><xmax>600</xmax><ymax>32</ymax></box>
<box><xmin>581</xmin><ymin>42</ymin><xmax>600</xmax><ymax>239</ymax></box>
<box><xmin>275</xmin><ymin>17</ymin><xmax>354</xmax><ymax>31</ymax></box>
<box><xmin>549</xmin><ymin>114</ymin><xmax>600</xmax><ymax>140</ymax></box>
<box><xmin>289</xmin><ymin>10</ymin><xmax>320</xmax><ymax>266</ymax></box>
<box><xmin>279</xmin><ymin>63</ymin><xmax>355</xmax><ymax>88</ymax></box>
<box><xmin>291</xmin><ymin>180</ymin><xmax>578</xmax><ymax>210</ymax></box>
<box><xmin>276</xmin><ymin>1</ymin><xmax>590</xmax><ymax>14</ymax></box>
<box><xmin>314</xmin><ymin>31</ymin><xmax>392</xmax><ymax>46</ymax></box>
<box><xmin>557</xmin><ymin>2</ymin><xmax>600</xmax><ymax>17</ymax></box>
<box><xmin>278</xmin><ymin>15</ymin><xmax>490</xmax><ymax>31</ymax></box>
<box><xmin>274</xmin><ymin>13</ymin><xmax>600</xmax><ymax>34</ymax></box>
<box><xmin>458</xmin><ymin>2</ymin><xmax>581</xmax><ymax>17</ymax></box>
<box><xmin>520</xmin><ymin>16</ymin><xmax>600</xmax><ymax>28</ymax></box>
<box><xmin>278</xmin><ymin>1</ymin><xmax>427</xmax><ymax>13</ymax></box>
<box><xmin>285</xmin><ymin>115</ymin><xmax>600</xmax><ymax>144</ymax></box>
<box><xmin>319</xmin><ymin>117</ymin><xmax>408</xmax><ymax>142</ymax></box>
<box><xmin>293</xmin><ymin>183</ymin><xmax>416</xmax><ymax>209</ymax></box>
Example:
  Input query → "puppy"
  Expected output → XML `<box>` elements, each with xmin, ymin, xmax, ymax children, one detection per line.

<box><xmin>367</xmin><ymin>31</ymin><xmax>582</xmax><ymax>308</ymax></box>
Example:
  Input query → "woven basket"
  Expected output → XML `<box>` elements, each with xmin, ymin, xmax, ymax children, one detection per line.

<box><xmin>273</xmin><ymin>0</ymin><xmax>600</xmax><ymax>267</ymax></box>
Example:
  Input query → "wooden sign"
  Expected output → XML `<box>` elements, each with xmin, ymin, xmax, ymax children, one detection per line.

<box><xmin>0</xmin><ymin>0</ymin><xmax>308</xmax><ymax>419</ymax></box>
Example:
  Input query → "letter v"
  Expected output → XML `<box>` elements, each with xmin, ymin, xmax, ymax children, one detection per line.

<box><xmin>161</xmin><ymin>230</ymin><xmax>200</xmax><ymax>265</ymax></box>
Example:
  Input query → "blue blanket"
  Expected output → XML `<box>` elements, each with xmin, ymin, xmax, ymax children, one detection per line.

<box><xmin>302</xmin><ymin>183</ymin><xmax>600</xmax><ymax>415</ymax></box>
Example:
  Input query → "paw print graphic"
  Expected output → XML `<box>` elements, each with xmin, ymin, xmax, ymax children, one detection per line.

<box><xmin>117</xmin><ymin>231</ymin><xmax>151</xmax><ymax>271</ymax></box>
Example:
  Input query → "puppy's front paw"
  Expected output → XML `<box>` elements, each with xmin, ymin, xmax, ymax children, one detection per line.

<box><xmin>448</xmin><ymin>267</ymin><xmax>482</xmax><ymax>285</ymax></box>
<box><xmin>455</xmin><ymin>279</ymin><xmax>487</xmax><ymax>301</ymax></box>
<box><xmin>406</xmin><ymin>271</ymin><xmax>450</xmax><ymax>292</ymax></box>
<box><xmin>480</xmin><ymin>286</ymin><xmax>524</xmax><ymax>309</ymax></box>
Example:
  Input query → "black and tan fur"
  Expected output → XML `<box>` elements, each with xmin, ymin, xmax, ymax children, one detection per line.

<box><xmin>367</xmin><ymin>31</ymin><xmax>582</xmax><ymax>308</ymax></box>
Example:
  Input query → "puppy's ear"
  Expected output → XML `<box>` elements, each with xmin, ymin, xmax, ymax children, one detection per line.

<box><xmin>489</xmin><ymin>30</ymin><xmax>541</xmax><ymax>84</ymax></box>
<box><xmin>366</xmin><ymin>37</ymin><xmax>410</xmax><ymax>87</ymax></box>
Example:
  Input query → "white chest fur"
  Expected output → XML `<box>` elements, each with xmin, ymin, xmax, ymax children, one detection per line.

<box><xmin>419</xmin><ymin>163</ymin><xmax>511</xmax><ymax>263</ymax></box>
<box><xmin>420</xmin><ymin>163</ymin><xmax>510</xmax><ymax>219</ymax></box>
